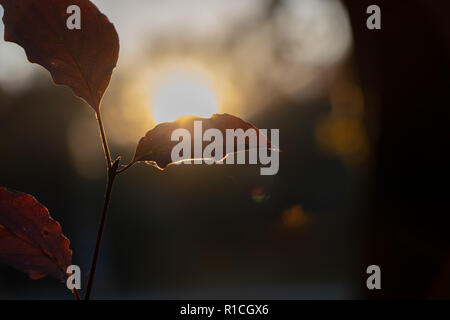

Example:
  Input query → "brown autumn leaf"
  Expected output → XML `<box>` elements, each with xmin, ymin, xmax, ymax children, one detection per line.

<box><xmin>0</xmin><ymin>0</ymin><xmax>119</xmax><ymax>111</ymax></box>
<box><xmin>132</xmin><ymin>113</ymin><xmax>271</xmax><ymax>170</ymax></box>
<box><xmin>0</xmin><ymin>187</ymin><xmax>72</xmax><ymax>282</ymax></box>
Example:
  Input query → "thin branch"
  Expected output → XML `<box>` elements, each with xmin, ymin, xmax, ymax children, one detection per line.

<box><xmin>116</xmin><ymin>162</ymin><xmax>135</xmax><ymax>175</ymax></box>
<box><xmin>85</xmin><ymin>110</ymin><xmax>119</xmax><ymax>300</ymax></box>
<box><xmin>85</xmin><ymin>170</ymin><xmax>115</xmax><ymax>299</ymax></box>
<box><xmin>85</xmin><ymin>159</ymin><xmax>119</xmax><ymax>300</ymax></box>
<box><xmin>95</xmin><ymin>111</ymin><xmax>112</xmax><ymax>170</ymax></box>
<box><xmin>72</xmin><ymin>288</ymin><xmax>81</xmax><ymax>300</ymax></box>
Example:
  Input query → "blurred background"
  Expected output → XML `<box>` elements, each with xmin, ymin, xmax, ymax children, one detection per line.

<box><xmin>0</xmin><ymin>0</ymin><xmax>448</xmax><ymax>299</ymax></box>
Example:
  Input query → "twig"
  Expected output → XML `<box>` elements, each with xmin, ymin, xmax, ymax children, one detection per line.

<box><xmin>95</xmin><ymin>111</ymin><xmax>112</xmax><ymax>170</ymax></box>
<box><xmin>116</xmin><ymin>162</ymin><xmax>135</xmax><ymax>175</ymax></box>
<box><xmin>72</xmin><ymin>288</ymin><xmax>81</xmax><ymax>300</ymax></box>
<box><xmin>85</xmin><ymin>110</ymin><xmax>119</xmax><ymax>300</ymax></box>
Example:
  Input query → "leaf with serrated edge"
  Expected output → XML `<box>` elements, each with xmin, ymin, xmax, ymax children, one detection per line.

<box><xmin>0</xmin><ymin>187</ymin><xmax>72</xmax><ymax>282</ymax></box>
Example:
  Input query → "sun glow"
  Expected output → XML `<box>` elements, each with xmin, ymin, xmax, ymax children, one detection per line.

<box><xmin>151</xmin><ymin>69</ymin><xmax>219</xmax><ymax>124</ymax></box>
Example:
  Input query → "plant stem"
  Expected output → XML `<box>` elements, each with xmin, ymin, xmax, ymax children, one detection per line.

<box><xmin>85</xmin><ymin>165</ymin><xmax>116</xmax><ymax>300</ymax></box>
<box><xmin>72</xmin><ymin>288</ymin><xmax>81</xmax><ymax>300</ymax></box>
<box><xmin>116</xmin><ymin>162</ymin><xmax>135</xmax><ymax>175</ymax></box>
<box><xmin>96</xmin><ymin>111</ymin><xmax>112</xmax><ymax>170</ymax></box>
<box><xmin>85</xmin><ymin>111</ymin><xmax>118</xmax><ymax>300</ymax></box>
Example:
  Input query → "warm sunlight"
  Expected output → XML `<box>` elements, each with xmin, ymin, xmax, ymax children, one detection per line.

<box><xmin>151</xmin><ymin>70</ymin><xmax>219</xmax><ymax>124</ymax></box>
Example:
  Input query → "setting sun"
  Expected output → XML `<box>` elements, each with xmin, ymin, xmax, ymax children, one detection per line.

<box><xmin>151</xmin><ymin>69</ymin><xmax>219</xmax><ymax>124</ymax></box>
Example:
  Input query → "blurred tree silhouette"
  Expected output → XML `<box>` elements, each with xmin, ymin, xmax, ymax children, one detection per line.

<box><xmin>344</xmin><ymin>0</ymin><xmax>450</xmax><ymax>299</ymax></box>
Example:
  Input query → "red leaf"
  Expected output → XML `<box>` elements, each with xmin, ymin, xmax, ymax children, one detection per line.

<box><xmin>0</xmin><ymin>0</ymin><xmax>119</xmax><ymax>111</ymax></box>
<box><xmin>0</xmin><ymin>187</ymin><xmax>72</xmax><ymax>282</ymax></box>
<box><xmin>132</xmin><ymin>113</ymin><xmax>271</xmax><ymax>170</ymax></box>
